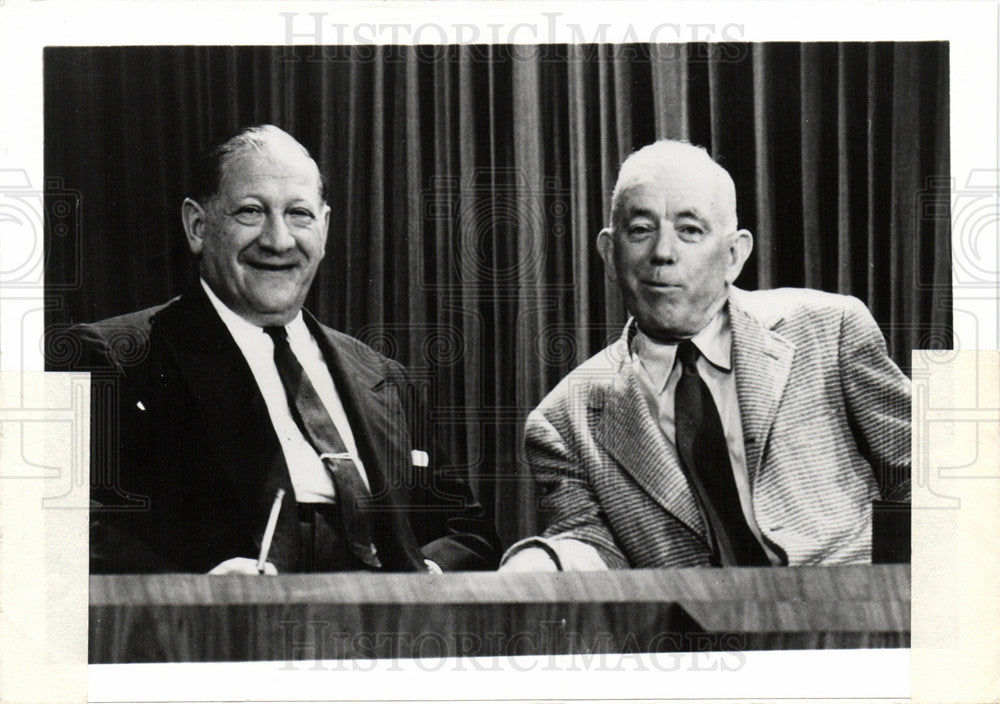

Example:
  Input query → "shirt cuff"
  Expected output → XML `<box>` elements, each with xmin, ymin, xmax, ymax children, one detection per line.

<box><xmin>500</xmin><ymin>536</ymin><xmax>564</xmax><ymax>571</ymax></box>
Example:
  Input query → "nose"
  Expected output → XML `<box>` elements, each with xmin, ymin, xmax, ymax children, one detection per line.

<box><xmin>649</xmin><ymin>224</ymin><xmax>678</xmax><ymax>264</ymax></box>
<box><xmin>257</xmin><ymin>213</ymin><xmax>296</xmax><ymax>252</ymax></box>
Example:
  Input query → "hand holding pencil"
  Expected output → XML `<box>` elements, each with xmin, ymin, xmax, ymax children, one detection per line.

<box><xmin>207</xmin><ymin>557</ymin><xmax>278</xmax><ymax>575</ymax></box>
<box><xmin>207</xmin><ymin>488</ymin><xmax>285</xmax><ymax>575</ymax></box>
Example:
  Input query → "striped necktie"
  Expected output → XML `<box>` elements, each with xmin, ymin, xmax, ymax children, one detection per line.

<box><xmin>263</xmin><ymin>325</ymin><xmax>380</xmax><ymax>568</ymax></box>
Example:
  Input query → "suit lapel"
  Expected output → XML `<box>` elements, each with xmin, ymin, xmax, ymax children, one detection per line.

<box><xmin>593</xmin><ymin>333</ymin><xmax>708</xmax><ymax>541</ymax></box>
<box><xmin>306</xmin><ymin>315</ymin><xmax>426</xmax><ymax>571</ymax></box>
<box><xmin>729</xmin><ymin>293</ymin><xmax>796</xmax><ymax>485</ymax></box>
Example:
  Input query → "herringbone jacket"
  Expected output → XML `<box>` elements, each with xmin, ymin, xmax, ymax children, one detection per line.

<box><xmin>524</xmin><ymin>287</ymin><xmax>911</xmax><ymax>568</ymax></box>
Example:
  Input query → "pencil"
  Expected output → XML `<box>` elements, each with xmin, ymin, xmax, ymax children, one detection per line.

<box><xmin>257</xmin><ymin>488</ymin><xmax>285</xmax><ymax>574</ymax></box>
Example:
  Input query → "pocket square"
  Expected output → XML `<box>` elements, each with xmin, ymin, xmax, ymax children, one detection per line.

<box><xmin>411</xmin><ymin>449</ymin><xmax>429</xmax><ymax>467</ymax></box>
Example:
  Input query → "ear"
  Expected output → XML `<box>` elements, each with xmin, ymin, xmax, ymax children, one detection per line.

<box><xmin>319</xmin><ymin>203</ymin><xmax>331</xmax><ymax>257</ymax></box>
<box><xmin>724</xmin><ymin>229</ymin><xmax>754</xmax><ymax>284</ymax></box>
<box><xmin>596</xmin><ymin>227</ymin><xmax>618</xmax><ymax>282</ymax></box>
<box><xmin>181</xmin><ymin>198</ymin><xmax>209</xmax><ymax>256</ymax></box>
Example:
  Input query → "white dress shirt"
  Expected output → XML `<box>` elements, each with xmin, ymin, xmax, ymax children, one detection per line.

<box><xmin>630</xmin><ymin>309</ymin><xmax>781</xmax><ymax>565</ymax></box>
<box><xmin>201</xmin><ymin>279</ymin><xmax>370</xmax><ymax>503</ymax></box>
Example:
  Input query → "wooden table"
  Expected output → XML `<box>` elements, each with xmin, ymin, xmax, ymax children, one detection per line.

<box><xmin>90</xmin><ymin>564</ymin><xmax>909</xmax><ymax>662</ymax></box>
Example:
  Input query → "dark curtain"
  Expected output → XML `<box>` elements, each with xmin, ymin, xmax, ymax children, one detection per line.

<box><xmin>44</xmin><ymin>43</ymin><xmax>951</xmax><ymax>546</ymax></box>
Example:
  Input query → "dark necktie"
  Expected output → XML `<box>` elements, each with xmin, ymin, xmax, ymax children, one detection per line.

<box><xmin>263</xmin><ymin>325</ymin><xmax>381</xmax><ymax>568</ymax></box>
<box><xmin>673</xmin><ymin>339</ymin><xmax>770</xmax><ymax>566</ymax></box>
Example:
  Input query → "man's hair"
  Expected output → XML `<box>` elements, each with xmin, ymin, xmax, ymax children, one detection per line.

<box><xmin>609</xmin><ymin>139</ymin><xmax>738</xmax><ymax>231</ymax></box>
<box><xmin>190</xmin><ymin>124</ymin><xmax>327</xmax><ymax>204</ymax></box>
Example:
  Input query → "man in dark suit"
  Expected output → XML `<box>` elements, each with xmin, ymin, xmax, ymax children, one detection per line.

<box><xmin>502</xmin><ymin>139</ymin><xmax>910</xmax><ymax>571</ymax></box>
<box><xmin>57</xmin><ymin>125</ymin><xmax>500</xmax><ymax>574</ymax></box>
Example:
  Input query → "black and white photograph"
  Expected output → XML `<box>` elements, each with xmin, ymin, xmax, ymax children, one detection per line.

<box><xmin>1</xmin><ymin>3</ymin><xmax>998</xmax><ymax>703</ymax></box>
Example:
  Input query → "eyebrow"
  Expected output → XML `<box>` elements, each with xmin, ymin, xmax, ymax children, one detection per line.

<box><xmin>623</xmin><ymin>207</ymin><xmax>709</xmax><ymax>223</ymax></box>
<box><xmin>674</xmin><ymin>208</ymin><xmax>708</xmax><ymax>223</ymax></box>
<box><xmin>624</xmin><ymin>207</ymin><xmax>657</xmax><ymax>220</ymax></box>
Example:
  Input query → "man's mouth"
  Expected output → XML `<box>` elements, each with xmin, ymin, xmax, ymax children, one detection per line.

<box><xmin>247</xmin><ymin>261</ymin><xmax>298</xmax><ymax>272</ymax></box>
<box><xmin>640</xmin><ymin>279</ymin><xmax>680</xmax><ymax>289</ymax></box>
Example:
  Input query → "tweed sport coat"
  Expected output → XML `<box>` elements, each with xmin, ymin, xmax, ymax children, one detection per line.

<box><xmin>524</xmin><ymin>287</ymin><xmax>911</xmax><ymax>568</ymax></box>
<box><xmin>53</xmin><ymin>285</ymin><xmax>500</xmax><ymax>573</ymax></box>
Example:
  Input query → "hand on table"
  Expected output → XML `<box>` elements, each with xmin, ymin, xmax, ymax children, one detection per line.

<box><xmin>207</xmin><ymin>557</ymin><xmax>278</xmax><ymax>575</ymax></box>
<box><xmin>498</xmin><ymin>547</ymin><xmax>560</xmax><ymax>572</ymax></box>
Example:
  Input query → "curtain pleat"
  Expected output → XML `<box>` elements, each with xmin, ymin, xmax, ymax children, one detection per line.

<box><xmin>568</xmin><ymin>53</ymin><xmax>595</xmax><ymax>364</ymax></box>
<box><xmin>835</xmin><ymin>45</ymin><xmax>852</xmax><ymax>295</ymax></box>
<box><xmin>750</xmin><ymin>45</ymin><xmax>775</xmax><ymax>289</ymax></box>
<box><xmin>799</xmin><ymin>45</ymin><xmax>824</xmax><ymax>289</ymax></box>
<box><xmin>651</xmin><ymin>47</ymin><xmax>688</xmax><ymax>141</ymax></box>
<box><xmin>891</xmin><ymin>43</ymin><xmax>925</xmax><ymax>365</ymax></box>
<box><xmin>45</xmin><ymin>43</ymin><xmax>950</xmax><ymax>546</ymax></box>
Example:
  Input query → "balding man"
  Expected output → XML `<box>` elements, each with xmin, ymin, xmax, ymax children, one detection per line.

<box><xmin>503</xmin><ymin>140</ymin><xmax>910</xmax><ymax>571</ymax></box>
<box><xmin>59</xmin><ymin>125</ymin><xmax>500</xmax><ymax>574</ymax></box>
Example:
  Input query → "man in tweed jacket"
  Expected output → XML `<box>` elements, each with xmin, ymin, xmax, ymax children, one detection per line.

<box><xmin>502</xmin><ymin>140</ymin><xmax>910</xmax><ymax>570</ymax></box>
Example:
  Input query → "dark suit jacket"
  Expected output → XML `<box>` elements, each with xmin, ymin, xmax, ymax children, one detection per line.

<box><xmin>55</xmin><ymin>285</ymin><xmax>500</xmax><ymax>573</ymax></box>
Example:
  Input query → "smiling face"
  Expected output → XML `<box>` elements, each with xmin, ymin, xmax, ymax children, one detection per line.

<box><xmin>597</xmin><ymin>143</ymin><xmax>752</xmax><ymax>342</ymax></box>
<box><xmin>182</xmin><ymin>137</ymin><xmax>330</xmax><ymax>327</ymax></box>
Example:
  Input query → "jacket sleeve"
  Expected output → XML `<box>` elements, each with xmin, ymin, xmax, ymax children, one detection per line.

<box><xmin>416</xmin><ymin>441</ymin><xmax>503</xmax><ymax>571</ymax></box>
<box><xmin>838</xmin><ymin>296</ymin><xmax>912</xmax><ymax>501</ymax></box>
<box><xmin>59</xmin><ymin>322</ymin><xmax>182</xmax><ymax>573</ymax></box>
<box><xmin>391</xmin><ymin>364</ymin><xmax>502</xmax><ymax>571</ymax></box>
<box><xmin>522</xmin><ymin>407</ymin><xmax>630</xmax><ymax>569</ymax></box>
<box><xmin>417</xmin><ymin>488</ymin><xmax>502</xmax><ymax>571</ymax></box>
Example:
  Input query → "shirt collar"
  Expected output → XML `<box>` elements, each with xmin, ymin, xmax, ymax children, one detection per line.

<box><xmin>630</xmin><ymin>306</ymin><xmax>732</xmax><ymax>393</ymax></box>
<box><xmin>200</xmin><ymin>278</ymin><xmax>307</xmax><ymax>345</ymax></box>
